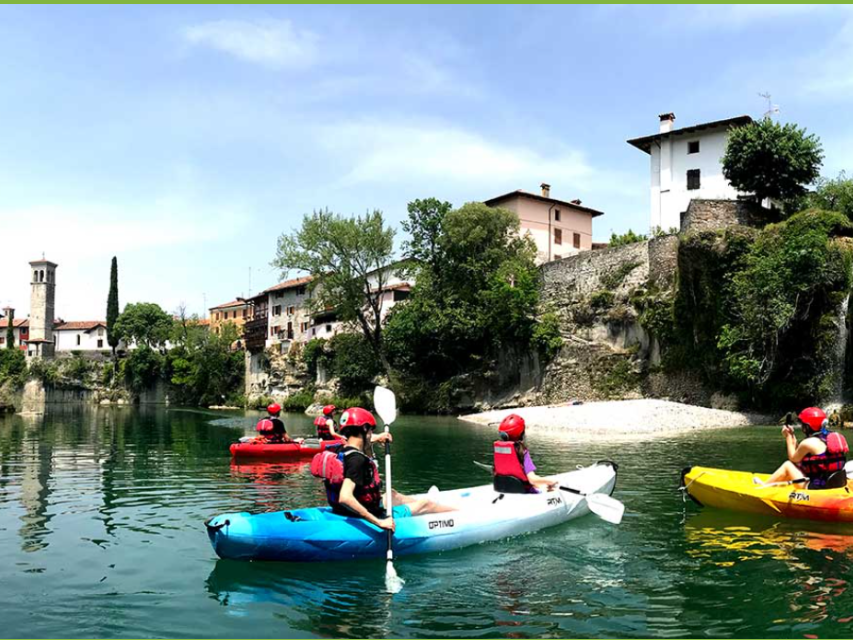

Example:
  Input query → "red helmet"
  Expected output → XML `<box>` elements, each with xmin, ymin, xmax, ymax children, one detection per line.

<box><xmin>799</xmin><ymin>407</ymin><xmax>827</xmax><ymax>432</ymax></box>
<box><xmin>339</xmin><ymin>407</ymin><xmax>377</xmax><ymax>433</ymax></box>
<box><xmin>498</xmin><ymin>414</ymin><xmax>526</xmax><ymax>441</ymax></box>
<box><xmin>267</xmin><ymin>403</ymin><xmax>281</xmax><ymax>416</ymax></box>
<box><xmin>323</xmin><ymin>404</ymin><xmax>336</xmax><ymax>416</ymax></box>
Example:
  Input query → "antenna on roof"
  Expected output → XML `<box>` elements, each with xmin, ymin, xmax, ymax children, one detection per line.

<box><xmin>758</xmin><ymin>92</ymin><xmax>780</xmax><ymax>119</ymax></box>
<box><xmin>249</xmin><ymin>266</ymin><xmax>252</xmax><ymax>297</ymax></box>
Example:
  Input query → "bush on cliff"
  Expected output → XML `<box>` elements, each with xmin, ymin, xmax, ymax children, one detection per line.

<box><xmin>671</xmin><ymin>209</ymin><xmax>853</xmax><ymax>407</ymax></box>
<box><xmin>0</xmin><ymin>349</ymin><xmax>26</xmax><ymax>386</ymax></box>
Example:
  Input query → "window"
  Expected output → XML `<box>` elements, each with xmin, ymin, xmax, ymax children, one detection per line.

<box><xmin>98</xmin><ymin>328</ymin><xmax>104</xmax><ymax>336</ymax></box>
<box><xmin>0</xmin><ymin>337</ymin><xmax>4</xmax><ymax>345</ymax></box>
<box><xmin>554</xmin><ymin>254</ymin><xmax>562</xmax><ymax>260</ymax></box>
<box><xmin>554</xmin><ymin>208</ymin><xmax>561</xmax><ymax>222</ymax></box>
<box><xmin>296</xmin><ymin>286</ymin><xmax>307</xmax><ymax>296</ymax></box>
<box><xmin>393</xmin><ymin>289</ymin><xmax>410</xmax><ymax>302</ymax></box>
<box><xmin>241</xmin><ymin>309</ymin><xmax>246</xmax><ymax>318</ymax></box>
<box><xmin>97</xmin><ymin>339</ymin><xmax>103</xmax><ymax>348</ymax></box>
<box><xmin>326</xmin><ymin>324</ymin><xmax>332</xmax><ymax>333</ymax></box>
<box><xmin>76</xmin><ymin>335</ymin><xmax>81</xmax><ymax>346</ymax></box>
<box><xmin>687</xmin><ymin>169</ymin><xmax>701</xmax><ymax>190</ymax></box>
<box><xmin>287</xmin><ymin>306</ymin><xmax>295</xmax><ymax>315</ymax></box>
<box><xmin>554</xmin><ymin>229</ymin><xmax>562</xmax><ymax>245</ymax></box>
<box><xmin>215</xmin><ymin>313</ymin><xmax>219</xmax><ymax>321</ymax></box>
<box><xmin>273</xmin><ymin>305</ymin><xmax>282</xmax><ymax>316</ymax></box>
<box><xmin>688</xmin><ymin>140</ymin><xmax>700</xmax><ymax>154</ymax></box>
<box><xmin>573</xmin><ymin>233</ymin><xmax>581</xmax><ymax>249</ymax></box>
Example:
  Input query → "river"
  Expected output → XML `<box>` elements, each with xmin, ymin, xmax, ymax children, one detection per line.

<box><xmin>1</xmin><ymin>406</ymin><xmax>852</xmax><ymax>638</ymax></box>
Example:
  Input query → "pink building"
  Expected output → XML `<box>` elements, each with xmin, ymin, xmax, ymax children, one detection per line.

<box><xmin>484</xmin><ymin>183</ymin><xmax>604</xmax><ymax>263</ymax></box>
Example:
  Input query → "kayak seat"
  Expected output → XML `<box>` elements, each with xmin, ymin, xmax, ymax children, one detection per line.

<box><xmin>809</xmin><ymin>470</ymin><xmax>848</xmax><ymax>491</ymax></box>
<box><xmin>493</xmin><ymin>475</ymin><xmax>528</xmax><ymax>494</ymax></box>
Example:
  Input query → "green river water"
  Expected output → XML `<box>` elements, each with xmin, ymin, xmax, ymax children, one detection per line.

<box><xmin>2</xmin><ymin>406</ymin><xmax>853</xmax><ymax>639</ymax></box>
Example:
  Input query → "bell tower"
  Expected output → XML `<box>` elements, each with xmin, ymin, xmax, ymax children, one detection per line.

<box><xmin>27</xmin><ymin>258</ymin><xmax>58</xmax><ymax>359</ymax></box>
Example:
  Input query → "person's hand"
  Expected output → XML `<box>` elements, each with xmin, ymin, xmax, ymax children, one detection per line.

<box><xmin>782</xmin><ymin>425</ymin><xmax>795</xmax><ymax>438</ymax></box>
<box><xmin>548</xmin><ymin>481</ymin><xmax>559</xmax><ymax>492</ymax></box>
<box><xmin>376</xmin><ymin>517</ymin><xmax>395</xmax><ymax>532</ymax></box>
<box><xmin>372</xmin><ymin>432</ymin><xmax>392</xmax><ymax>444</ymax></box>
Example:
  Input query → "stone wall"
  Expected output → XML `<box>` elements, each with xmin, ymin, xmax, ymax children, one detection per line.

<box><xmin>541</xmin><ymin>241</ymin><xmax>650</xmax><ymax>298</ymax></box>
<box><xmin>681</xmin><ymin>199</ymin><xmax>764</xmax><ymax>233</ymax></box>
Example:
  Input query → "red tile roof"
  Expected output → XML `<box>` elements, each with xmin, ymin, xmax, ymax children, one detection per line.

<box><xmin>55</xmin><ymin>321</ymin><xmax>106</xmax><ymax>331</ymax></box>
<box><xmin>209</xmin><ymin>299</ymin><xmax>249</xmax><ymax>311</ymax></box>
<box><xmin>2</xmin><ymin>318</ymin><xmax>29</xmax><ymax>329</ymax></box>
<box><xmin>264</xmin><ymin>275</ymin><xmax>313</xmax><ymax>294</ymax></box>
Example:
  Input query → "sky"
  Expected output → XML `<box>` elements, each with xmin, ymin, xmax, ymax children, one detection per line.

<box><xmin>2</xmin><ymin>4</ymin><xmax>853</xmax><ymax>321</ymax></box>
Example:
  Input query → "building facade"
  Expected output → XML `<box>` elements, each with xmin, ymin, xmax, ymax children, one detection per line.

<box><xmin>26</xmin><ymin>259</ymin><xmax>58</xmax><ymax>358</ymax></box>
<box><xmin>54</xmin><ymin>322</ymin><xmax>111</xmax><ymax>351</ymax></box>
<box><xmin>627</xmin><ymin>113</ymin><xmax>753</xmax><ymax>233</ymax></box>
<box><xmin>484</xmin><ymin>184</ymin><xmax>604</xmax><ymax>263</ymax></box>
<box><xmin>208</xmin><ymin>300</ymin><xmax>250</xmax><ymax>336</ymax></box>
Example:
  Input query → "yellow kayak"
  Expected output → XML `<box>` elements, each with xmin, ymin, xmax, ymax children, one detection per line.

<box><xmin>681</xmin><ymin>466</ymin><xmax>853</xmax><ymax>522</ymax></box>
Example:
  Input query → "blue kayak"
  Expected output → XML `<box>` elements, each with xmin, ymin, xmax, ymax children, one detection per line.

<box><xmin>205</xmin><ymin>461</ymin><xmax>618</xmax><ymax>562</ymax></box>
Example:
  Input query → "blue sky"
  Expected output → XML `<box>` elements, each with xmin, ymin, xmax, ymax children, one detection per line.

<box><xmin>2</xmin><ymin>4</ymin><xmax>853</xmax><ymax>320</ymax></box>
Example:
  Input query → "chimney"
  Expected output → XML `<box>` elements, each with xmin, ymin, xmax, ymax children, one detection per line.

<box><xmin>570</xmin><ymin>199</ymin><xmax>582</xmax><ymax>205</ymax></box>
<box><xmin>659</xmin><ymin>112</ymin><xmax>675</xmax><ymax>133</ymax></box>
<box><xmin>540</xmin><ymin>183</ymin><xmax>551</xmax><ymax>198</ymax></box>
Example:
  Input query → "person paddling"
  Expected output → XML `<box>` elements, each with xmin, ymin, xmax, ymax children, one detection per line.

<box><xmin>322</xmin><ymin>407</ymin><xmax>453</xmax><ymax>532</ymax></box>
<box><xmin>756</xmin><ymin>407</ymin><xmax>849</xmax><ymax>488</ymax></box>
<box><xmin>493</xmin><ymin>414</ymin><xmax>558</xmax><ymax>493</ymax></box>
<box><xmin>314</xmin><ymin>404</ymin><xmax>340</xmax><ymax>441</ymax></box>
<box><xmin>256</xmin><ymin>403</ymin><xmax>292</xmax><ymax>444</ymax></box>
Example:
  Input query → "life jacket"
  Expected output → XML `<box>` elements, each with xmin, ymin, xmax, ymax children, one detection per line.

<box><xmin>798</xmin><ymin>431</ymin><xmax>849</xmax><ymax>488</ymax></box>
<box><xmin>312</xmin><ymin>447</ymin><xmax>382</xmax><ymax>514</ymax></box>
<box><xmin>493</xmin><ymin>440</ymin><xmax>532</xmax><ymax>492</ymax></box>
<box><xmin>314</xmin><ymin>416</ymin><xmax>334</xmax><ymax>440</ymax></box>
<box><xmin>256</xmin><ymin>418</ymin><xmax>274</xmax><ymax>435</ymax></box>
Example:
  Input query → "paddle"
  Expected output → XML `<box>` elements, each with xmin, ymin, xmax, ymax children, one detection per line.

<box><xmin>374</xmin><ymin>386</ymin><xmax>404</xmax><ymax>594</ymax></box>
<box><xmin>473</xmin><ymin>461</ymin><xmax>624</xmax><ymax>525</ymax></box>
<box><xmin>755</xmin><ymin>477</ymin><xmax>809</xmax><ymax>489</ymax></box>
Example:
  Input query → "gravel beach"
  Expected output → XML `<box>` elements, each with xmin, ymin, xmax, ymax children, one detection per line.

<box><xmin>459</xmin><ymin>399</ymin><xmax>774</xmax><ymax>440</ymax></box>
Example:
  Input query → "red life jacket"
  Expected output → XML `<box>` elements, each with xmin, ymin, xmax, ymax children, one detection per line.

<box><xmin>493</xmin><ymin>440</ymin><xmax>532</xmax><ymax>491</ymax></box>
<box><xmin>256</xmin><ymin>418</ymin><xmax>274</xmax><ymax>435</ymax></box>
<box><xmin>314</xmin><ymin>416</ymin><xmax>333</xmax><ymax>439</ymax></box>
<box><xmin>316</xmin><ymin>447</ymin><xmax>382</xmax><ymax>515</ymax></box>
<box><xmin>798</xmin><ymin>432</ymin><xmax>849</xmax><ymax>488</ymax></box>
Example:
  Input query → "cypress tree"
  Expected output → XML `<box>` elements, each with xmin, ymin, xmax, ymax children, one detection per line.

<box><xmin>106</xmin><ymin>257</ymin><xmax>120</xmax><ymax>358</ymax></box>
<box><xmin>5</xmin><ymin>308</ymin><xmax>14</xmax><ymax>349</ymax></box>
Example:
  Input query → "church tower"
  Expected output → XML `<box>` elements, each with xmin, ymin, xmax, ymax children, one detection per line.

<box><xmin>27</xmin><ymin>258</ymin><xmax>57</xmax><ymax>359</ymax></box>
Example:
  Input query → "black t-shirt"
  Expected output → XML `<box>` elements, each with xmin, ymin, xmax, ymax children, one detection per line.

<box><xmin>342</xmin><ymin>446</ymin><xmax>377</xmax><ymax>486</ymax></box>
<box><xmin>268</xmin><ymin>417</ymin><xmax>286</xmax><ymax>438</ymax></box>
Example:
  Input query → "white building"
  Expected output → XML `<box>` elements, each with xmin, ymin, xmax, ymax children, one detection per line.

<box><xmin>628</xmin><ymin>113</ymin><xmax>753</xmax><ymax>232</ymax></box>
<box><xmin>54</xmin><ymin>321</ymin><xmax>112</xmax><ymax>352</ymax></box>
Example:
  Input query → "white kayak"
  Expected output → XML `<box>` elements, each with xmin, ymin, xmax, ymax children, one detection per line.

<box><xmin>205</xmin><ymin>460</ymin><xmax>619</xmax><ymax>562</ymax></box>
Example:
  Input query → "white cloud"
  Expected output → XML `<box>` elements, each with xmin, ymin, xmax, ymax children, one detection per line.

<box><xmin>316</xmin><ymin>120</ymin><xmax>638</xmax><ymax>198</ymax></box>
<box><xmin>663</xmin><ymin>4</ymin><xmax>835</xmax><ymax>29</ymax></box>
<box><xmin>183</xmin><ymin>19</ymin><xmax>318</xmax><ymax>69</ymax></box>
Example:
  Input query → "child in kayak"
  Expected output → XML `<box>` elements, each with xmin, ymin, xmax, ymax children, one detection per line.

<box><xmin>756</xmin><ymin>407</ymin><xmax>849</xmax><ymax>488</ymax></box>
<box><xmin>493</xmin><ymin>414</ymin><xmax>558</xmax><ymax>493</ymax></box>
<box><xmin>314</xmin><ymin>404</ymin><xmax>340</xmax><ymax>441</ymax></box>
<box><xmin>256</xmin><ymin>403</ymin><xmax>293</xmax><ymax>444</ymax></box>
<box><xmin>324</xmin><ymin>407</ymin><xmax>454</xmax><ymax>532</ymax></box>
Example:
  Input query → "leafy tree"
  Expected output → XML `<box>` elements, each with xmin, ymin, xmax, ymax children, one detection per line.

<box><xmin>722</xmin><ymin>118</ymin><xmax>823</xmax><ymax>204</ymax></box>
<box><xmin>166</xmin><ymin>322</ymin><xmax>244</xmax><ymax>406</ymax></box>
<box><xmin>791</xmin><ymin>172</ymin><xmax>853</xmax><ymax>218</ymax></box>
<box><xmin>402</xmin><ymin>198</ymin><xmax>452</xmax><ymax>280</ymax></box>
<box><xmin>327</xmin><ymin>332</ymin><xmax>382</xmax><ymax>396</ymax></box>
<box><xmin>114</xmin><ymin>302</ymin><xmax>172</xmax><ymax>349</ymax></box>
<box><xmin>385</xmin><ymin>201</ymin><xmax>539</xmax><ymax>378</ymax></box>
<box><xmin>273</xmin><ymin>208</ymin><xmax>396</xmax><ymax>373</ymax></box>
<box><xmin>106</xmin><ymin>257</ymin><xmax>120</xmax><ymax>357</ymax></box>
<box><xmin>123</xmin><ymin>344</ymin><xmax>164</xmax><ymax>392</ymax></box>
<box><xmin>5</xmin><ymin>308</ymin><xmax>14</xmax><ymax>349</ymax></box>
<box><xmin>609</xmin><ymin>229</ymin><xmax>647</xmax><ymax>247</ymax></box>
<box><xmin>0</xmin><ymin>349</ymin><xmax>25</xmax><ymax>384</ymax></box>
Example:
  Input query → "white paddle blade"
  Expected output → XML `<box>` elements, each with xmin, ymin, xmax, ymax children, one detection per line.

<box><xmin>585</xmin><ymin>493</ymin><xmax>625</xmax><ymax>525</ymax></box>
<box><xmin>385</xmin><ymin>560</ymin><xmax>404</xmax><ymax>593</ymax></box>
<box><xmin>845</xmin><ymin>460</ymin><xmax>853</xmax><ymax>476</ymax></box>
<box><xmin>374</xmin><ymin>386</ymin><xmax>397</xmax><ymax>426</ymax></box>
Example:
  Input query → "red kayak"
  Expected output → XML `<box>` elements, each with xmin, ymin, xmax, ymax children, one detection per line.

<box><xmin>230</xmin><ymin>437</ymin><xmax>344</xmax><ymax>460</ymax></box>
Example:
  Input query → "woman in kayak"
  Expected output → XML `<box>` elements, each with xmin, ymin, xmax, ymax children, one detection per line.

<box><xmin>757</xmin><ymin>407</ymin><xmax>849</xmax><ymax>488</ymax></box>
<box><xmin>256</xmin><ymin>403</ymin><xmax>292</xmax><ymax>444</ymax></box>
<box><xmin>494</xmin><ymin>414</ymin><xmax>558</xmax><ymax>493</ymax></box>
<box><xmin>327</xmin><ymin>407</ymin><xmax>454</xmax><ymax>532</ymax></box>
<box><xmin>314</xmin><ymin>404</ymin><xmax>340</xmax><ymax>441</ymax></box>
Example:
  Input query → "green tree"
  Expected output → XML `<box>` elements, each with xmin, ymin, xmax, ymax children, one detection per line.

<box><xmin>792</xmin><ymin>172</ymin><xmax>853</xmax><ymax>218</ymax></box>
<box><xmin>273</xmin><ymin>208</ymin><xmax>396</xmax><ymax>373</ymax></box>
<box><xmin>328</xmin><ymin>332</ymin><xmax>382</xmax><ymax>396</ymax></box>
<box><xmin>385</xmin><ymin>201</ymin><xmax>539</xmax><ymax>378</ymax></box>
<box><xmin>723</xmin><ymin>118</ymin><xmax>823</xmax><ymax>204</ymax></box>
<box><xmin>609</xmin><ymin>229</ymin><xmax>647</xmax><ymax>247</ymax></box>
<box><xmin>106</xmin><ymin>257</ymin><xmax>120</xmax><ymax>357</ymax></box>
<box><xmin>166</xmin><ymin>322</ymin><xmax>244</xmax><ymax>406</ymax></box>
<box><xmin>114</xmin><ymin>302</ymin><xmax>173</xmax><ymax>349</ymax></box>
<box><xmin>402</xmin><ymin>198</ymin><xmax>452</xmax><ymax>281</ymax></box>
<box><xmin>5</xmin><ymin>308</ymin><xmax>14</xmax><ymax>349</ymax></box>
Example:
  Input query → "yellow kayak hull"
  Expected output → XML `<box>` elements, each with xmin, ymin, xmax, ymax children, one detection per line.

<box><xmin>682</xmin><ymin>466</ymin><xmax>853</xmax><ymax>522</ymax></box>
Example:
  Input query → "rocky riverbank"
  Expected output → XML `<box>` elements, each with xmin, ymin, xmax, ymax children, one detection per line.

<box><xmin>459</xmin><ymin>399</ymin><xmax>774</xmax><ymax>440</ymax></box>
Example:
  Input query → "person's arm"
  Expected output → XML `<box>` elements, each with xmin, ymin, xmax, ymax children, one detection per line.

<box><xmin>327</xmin><ymin>419</ymin><xmax>339</xmax><ymax>438</ymax></box>
<box><xmin>280</xmin><ymin>420</ymin><xmax>293</xmax><ymax>442</ymax></box>
<box><xmin>527</xmin><ymin>472</ymin><xmax>558</xmax><ymax>491</ymax></box>
<box><xmin>371</xmin><ymin>431</ymin><xmax>392</xmax><ymax>444</ymax></box>
<box><xmin>338</xmin><ymin>478</ymin><xmax>395</xmax><ymax>531</ymax></box>
<box><xmin>789</xmin><ymin>438</ymin><xmax>823</xmax><ymax>464</ymax></box>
